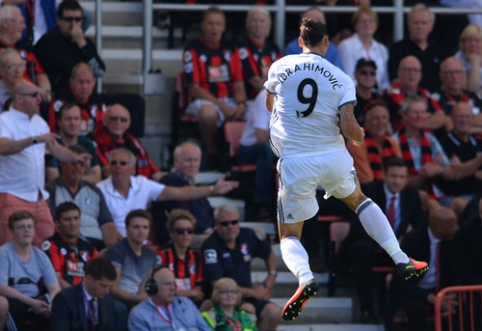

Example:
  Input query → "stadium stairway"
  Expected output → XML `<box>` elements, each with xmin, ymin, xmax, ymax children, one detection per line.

<box><xmin>79</xmin><ymin>2</ymin><xmax>384</xmax><ymax>329</ymax></box>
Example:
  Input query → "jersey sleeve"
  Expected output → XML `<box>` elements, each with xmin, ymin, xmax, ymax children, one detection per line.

<box><xmin>230</xmin><ymin>48</ymin><xmax>244</xmax><ymax>83</ymax></box>
<box><xmin>338</xmin><ymin>77</ymin><xmax>357</xmax><ymax>109</ymax></box>
<box><xmin>183</xmin><ymin>46</ymin><xmax>199</xmax><ymax>85</ymax></box>
<box><xmin>201</xmin><ymin>243</ymin><xmax>223</xmax><ymax>282</ymax></box>
<box><xmin>264</xmin><ymin>61</ymin><xmax>279</xmax><ymax>94</ymax></box>
<box><xmin>41</xmin><ymin>239</ymin><xmax>62</xmax><ymax>272</ymax></box>
<box><xmin>239</xmin><ymin>46</ymin><xmax>259</xmax><ymax>81</ymax></box>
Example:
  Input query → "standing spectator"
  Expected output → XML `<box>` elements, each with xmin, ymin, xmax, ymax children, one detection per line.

<box><xmin>455</xmin><ymin>25</ymin><xmax>482</xmax><ymax>95</ymax></box>
<box><xmin>183</xmin><ymin>6</ymin><xmax>247</xmax><ymax>170</ymax></box>
<box><xmin>41</xmin><ymin>202</ymin><xmax>98</xmax><ymax>290</ymax></box>
<box><xmin>48</xmin><ymin>62</ymin><xmax>105</xmax><ymax>136</ymax></box>
<box><xmin>353</xmin><ymin>59</ymin><xmax>381</xmax><ymax>127</ymax></box>
<box><xmin>50</xmin><ymin>257</ymin><xmax>118</xmax><ymax>331</ymax></box>
<box><xmin>46</xmin><ymin>144</ymin><xmax>119</xmax><ymax>251</ymax></box>
<box><xmin>46</xmin><ymin>102</ymin><xmax>102</xmax><ymax>184</ymax></box>
<box><xmin>156</xmin><ymin>209</ymin><xmax>204</xmax><ymax>303</ymax></box>
<box><xmin>0</xmin><ymin>210</ymin><xmax>61</xmax><ymax>331</ymax></box>
<box><xmin>388</xmin><ymin>4</ymin><xmax>449</xmax><ymax>92</ymax></box>
<box><xmin>98</xmin><ymin>148</ymin><xmax>237</xmax><ymax>237</ymax></box>
<box><xmin>104</xmin><ymin>209</ymin><xmax>160</xmax><ymax>309</ymax></box>
<box><xmin>0</xmin><ymin>82</ymin><xmax>90</xmax><ymax>247</ymax></box>
<box><xmin>0</xmin><ymin>5</ymin><xmax>51</xmax><ymax>102</ymax></box>
<box><xmin>94</xmin><ymin>103</ymin><xmax>163</xmax><ymax>180</ymax></box>
<box><xmin>33</xmin><ymin>0</ymin><xmax>105</xmax><ymax>92</ymax></box>
<box><xmin>338</xmin><ymin>6</ymin><xmax>389</xmax><ymax>90</ymax></box>
<box><xmin>201</xmin><ymin>204</ymin><xmax>281</xmax><ymax>331</ymax></box>
<box><xmin>128</xmin><ymin>265</ymin><xmax>210</xmax><ymax>331</ymax></box>
<box><xmin>341</xmin><ymin>157</ymin><xmax>425</xmax><ymax>322</ymax></box>
<box><xmin>283</xmin><ymin>7</ymin><xmax>343</xmax><ymax>70</ymax></box>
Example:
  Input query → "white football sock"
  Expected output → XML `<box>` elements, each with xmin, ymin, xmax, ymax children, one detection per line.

<box><xmin>356</xmin><ymin>199</ymin><xmax>409</xmax><ymax>265</ymax></box>
<box><xmin>280</xmin><ymin>236</ymin><xmax>314</xmax><ymax>286</ymax></box>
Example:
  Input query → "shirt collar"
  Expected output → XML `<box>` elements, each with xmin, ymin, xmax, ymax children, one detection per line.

<box><xmin>383</xmin><ymin>183</ymin><xmax>399</xmax><ymax>200</ymax></box>
<box><xmin>427</xmin><ymin>227</ymin><xmax>442</xmax><ymax>245</ymax></box>
<box><xmin>8</xmin><ymin>107</ymin><xmax>31</xmax><ymax>120</ymax></box>
<box><xmin>82</xmin><ymin>282</ymin><xmax>94</xmax><ymax>302</ymax></box>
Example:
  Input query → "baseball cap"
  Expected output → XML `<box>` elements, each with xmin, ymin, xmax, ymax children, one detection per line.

<box><xmin>355</xmin><ymin>59</ymin><xmax>377</xmax><ymax>71</ymax></box>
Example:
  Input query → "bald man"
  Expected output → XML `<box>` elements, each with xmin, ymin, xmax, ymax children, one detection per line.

<box><xmin>0</xmin><ymin>82</ymin><xmax>90</xmax><ymax>246</ymax></box>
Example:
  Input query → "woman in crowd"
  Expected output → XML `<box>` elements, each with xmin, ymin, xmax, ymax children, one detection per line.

<box><xmin>455</xmin><ymin>24</ymin><xmax>482</xmax><ymax>94</ymax></box>
<box><xmin>202</xmin><ymin>278</ymin><xmax>257</xmax><ymax>331</ymax></box>
<box><xmin>338</xmin><ymin>6</ymin><xmax>389</xmax><ymax>91</ymax></box>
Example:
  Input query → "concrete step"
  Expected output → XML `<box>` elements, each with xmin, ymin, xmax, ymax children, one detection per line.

<box><xmin>277</xmin><ymin>325</ymin><xmax>383</xmax><ymax>331</ymax></box>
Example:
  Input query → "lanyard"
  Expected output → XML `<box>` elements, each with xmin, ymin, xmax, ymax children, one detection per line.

<box><xmin>156</xmin><ymin>303</ymin><xmax>178</xmax><ymax>329</ymax></box>
<box><xmin>225</xmin><ymin>317</ymin><xmax>241</xmax><ymax>331</ymax></box>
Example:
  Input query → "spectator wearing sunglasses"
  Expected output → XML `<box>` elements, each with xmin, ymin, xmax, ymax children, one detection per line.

<box><xmin>156</xmin><ymin>209</ymin><xmax>204</xmax><ymax>305</ymax></box>
<box><xmin>97</xmin><ymin>148</ymin><xmax>238</xmax><ymax>238</ymax></box>
<box><xmin>0</xmin><ymin>82</ymin><xmax>91</xmax><ymax>247</ymax></box>
<box><xmin>353</xmin><ymin>59</ymin><xmax>381</xmax><ymax>127</ymax></box>
<box><xmin>34</xmin><ymin>0</ymin><xmax>105</xmax><ymax>92</ymax></box>
<box><xmin>94</xmin><ymin>104</ymin><xmax>164</xmax><ymax>181</ymax></box>
<box><xmin>201</xmin><ymin>204</ymin><xmax>281</xmax><ymax>331</ymax></box>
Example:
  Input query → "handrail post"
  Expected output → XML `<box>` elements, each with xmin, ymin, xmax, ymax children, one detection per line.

<box><xmin>143</xmin><ymin>0</ymin><xmax>153</xmax><ymax>75</ymax></box>
<box><xmin>394</xmin><ymin>0</ymin><xmax>404</xmax><ymax>42</ymax></box>
<box><xmin>275</xmin><ymin>0</ymin><xmax>285</xmax><ymax>52</ymax></box>
<box><xmin>95</xmin><ymin>0</ymin><xmax>102</xmax><ymax>93</ymax></box>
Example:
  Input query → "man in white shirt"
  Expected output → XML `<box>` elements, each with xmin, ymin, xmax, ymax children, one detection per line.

<box><xmin>97</xmin><ymin>148</ymin><xmax>238</xmax><ymax>237</ymax></box>
<box><xmin>0</xmin><ymin>81</ymin><xmax>90</xmax><ymax>246</ymax></box>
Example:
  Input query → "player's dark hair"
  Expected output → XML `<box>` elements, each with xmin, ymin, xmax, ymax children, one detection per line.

<box><xmin>382</xmin><ymin>157</ymin><xmax>408</xmax><ymax>172</ymax></box>
<box><xmin>300</xmin><ymin>17</ymin><xmax>328</xmax><ymax>48</ymax></box>
<box><xmin>55</xmin><ymin>202</ymin><xmax>81</xmax><ymax>222</ymax></box>
<box><xmin>57</xmin><ymin>0</ymin><xmax>83</xmax><ymax>18</ymax></box>
<box><xmin>85</xmin><ymin>257</ymin><xmax>117</xmax><ymax>281</ymax></box>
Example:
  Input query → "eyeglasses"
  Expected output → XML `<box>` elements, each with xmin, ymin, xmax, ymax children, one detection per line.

<box><xmin>218</xmin><ymin>289</ymin><xmax>238</xmax><ymax>295</ymax></box>
<box><xmin>108</xmin><ymin>116</ymin><xmax>129</xmax><ymax>123</ymax></box>
<box><xmin>15</xmin><ymin>224</ymin><xmax>34</xmax><ymax>231</ymax></box>
<box><xmin>110</xmin><ymin>160</ymin><xmax>128</xmax><ymax>166</ymax></box>
<box><xmin>173</xmin><ymin>227</ymin><xmax>194</xmax><ymax>235</ymax></box>
<box><xmin>218</xmin><ymin>220</ymin><xmax>239</xmax><ymax>227</ymax></box>
<box><xmin>62</xmin><ymin>17</ymin><xmax>82</xmax><ymax>22</ymax></box>
<box><xmin>21</xmin><ymin>91</ymin><xmax>39</xmax><ymax>98</ymax></box>
<box><xmin>4</xmin><ymin>62</ymin><xmax>26</xmax><ymax>72</ymax></box>
<box><xmin>359</xmin><ymin>70</ymin><xmax>376</xmax><ymax>77</ymax></box>
<box><xmin>400</xmin><ymin>68</ymin><xmax>422</xmax><ymax>73</ymax></box>
<box><xmin>441</xmin><ymin>70</ymin><xmax>464</xmax><ymax>76</ymax></box>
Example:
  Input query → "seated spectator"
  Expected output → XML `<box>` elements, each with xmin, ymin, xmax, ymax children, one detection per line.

<box><xmin>48</xmin><ymin>62</ymin><xmax>104</xmax><ymax>136</ymax></box>
<box><xmin>0</xmin><ymin>210</ymin><xmax>61</xmax><ymax>330</ymax></box>
<box><xmin>202</xmin><ymin>278</ymin><xmax>257</xmax><ymax>331</ymax></box>
<box><xmin>42</xmin><ymin>202</ymin><xmax>98</xmax><ymax>290</ymax></box>
<box><xmin>284</xmin><ymin>7</ymin><xmax>343</xmax><ymax>70</ymax></box>
<box><xmin>98</xmin><ymin>148</ymin><xmax>237</xmax><ymax>237</ymax></box>
<box><xmin>433</xmin><ymin>56</ymin><xmax>482</xmax><ymax>132</ymax></box>
<box><xmin>0</xmin><ymin>295</ymin><xmax>6</xmax><ymax>331</ymax></box>
<box><xmin>388</xmin><ymin>4</ymin><xmax>449</xmax><ymax>92</ymax></box>
<box><xmin>104</xmin><ymin>209</ymin><xmax>160</xmax><ymax>309</ymax></box>
<box><xmin>128</xmin><ymin>265</ymin><xmax>210</xmax><ymax>331</ymax></box>
<box><xmin>151</xmin><ymin>141</ymin><xmax>215</xmax><ymax>245</ymax></box>
<box><xmin>183</xmin><ymin>6</ymin><xmax>247</xmax><ymax>170</ymax></box>
<box><xmin>347</xmin><ymin>101</ymin><xmax>401</xmax><ymax>182</ymax></box>
<box><xmin>46</xmin><ymin>145</ymin><xmax>119</xmax><ymax>250</ymax></box>
<box><xmin>50</xmin><ymin>257</ymin><xmax>118</xmax><ymax>331</ymax></box>
<box><xmin>201</xmin><ymin>204</ymin><xmax>281</xmax><ymax>331</ymax></box>
<box><xmin>156</xmin><ymin>209</ymin><xmax>204</xmax><ymax>303</ymax></box>
<box><xmin>0</xmin><ymin>82</ymin><xmax>90</xmax><ymax>247</ymax></box>
<box><xmin>392</xmin><ymin>95</ymin><xmax>482</xmax><ymax>201</ymax></box>
<box><xmin>455</xmin><ymin>24</ymin><xmax>482</xmax><ymax>95</ymax></box>
<box><xmin>338</xmin><ymin>6</ymin><xmax>389</xmax><ymax>90</ymax></box>
<box><xmin>46</xmin><ymin>102</ymin><xmax>102</xmax><ymax>184</ymax></box>
<box><xmin>383</xmin><ymin>55</ymin><xmax>448</xmax><ymax>133</ymax></box>
<box><xmin>384</xmin><ymin>207</ymin><xmax>459</xmax><ymax>331</ymax></box>
<box><xmin>33</xmin><ymin>0</ymin><xmax>105</xmax><ymax>92</ymax></box>
<box><xmin>353</xmin><ymin>59</ymin><xmax>381</xmax><ymax>126</ymax></box>
<box><xmin>340</xmin><ymin>157</ymin><xmax>425</xmax><ymax>323</ymax></box>
<box><xmin>0</xmin><ymin>5</ymin><xmax>51</xmax><ymax>103</ymax></box>
<box><xmin>437</xmin><ymin>103</ymin><xmax>482</xmax><ymax>216</ymax></box>
<box><xmin>0</xmin><ymin>48</ymin><xmax>27</xmax><ymax>111</ymax></box>
<box><xmin>95</xmin><ymin>103</ymin><xmax>163</xmax><ymax>181</ymax></box>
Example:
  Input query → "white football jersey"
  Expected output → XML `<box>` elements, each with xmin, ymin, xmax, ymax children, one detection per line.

<box><xmin>266</xmin><ymin>52</ymin><xmax>356</xmax><ymax>158</ymax></box>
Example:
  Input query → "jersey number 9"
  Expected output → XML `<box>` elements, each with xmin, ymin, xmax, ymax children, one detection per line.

<box><xmin>296</xmin><ymin>78</ymin><xmax>318</xmax><ymax>118</ymax></box>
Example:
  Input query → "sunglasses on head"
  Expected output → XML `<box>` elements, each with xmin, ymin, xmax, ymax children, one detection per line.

<box><xmin>174</xmin><ymin>227</ymin><xmax>194</xmax><ymax>235</ymax></box>
<box><xmin>110</xmin><ymin>160</ymin><xmax>128</xmax><ymax>166</ymax></box>
<box><xmin>218</xmin><ymin>220</ymin><xmax>239</xmax><ymax>227</ymax></box>
<box><xmin>359</xmin><ymin>70</ymin><xmax>376</xmax><ymax>77</ymax></box>
<box><xmin>21</xmin><ymin>91</ymin><xmax>39</xmax><ymax>98</ymax></box>
<box><xmin>62</xmin><ymin>17</ymin><xmax>82</xmax><ymax>22</ymax></box>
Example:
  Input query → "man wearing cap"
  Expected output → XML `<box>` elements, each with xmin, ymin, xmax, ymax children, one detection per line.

<box><xmin>354</xmin><ymin>59</ymin><xmax>381</xmax><ymax>127</ymax></box>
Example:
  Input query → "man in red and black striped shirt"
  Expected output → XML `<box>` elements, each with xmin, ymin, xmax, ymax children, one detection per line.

<box><xmin>183</xmin><ymin>6</ymin><xmax>247</xmax><ymax>170</ymax></box>
<box><xmin>42</xmin><ymin>202</ymin><xmax>98</xmax><ymax>289</ymax></box>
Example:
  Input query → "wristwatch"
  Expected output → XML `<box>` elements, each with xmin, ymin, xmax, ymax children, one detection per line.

<box><xmin>269</xmin><ymin>269</ymin><xmax>277</xmax><ymax>276</ymax></box>
<box><xmin>32</xmin><ymin>136</ymin><xmax>38</xmax><ymax>144</ymax></box>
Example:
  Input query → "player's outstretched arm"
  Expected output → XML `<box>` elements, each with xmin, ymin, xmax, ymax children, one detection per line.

<box><xmin>339</xmin><ymin>103</ymin><xmax>364</xmax><ymax>144</ymax></box>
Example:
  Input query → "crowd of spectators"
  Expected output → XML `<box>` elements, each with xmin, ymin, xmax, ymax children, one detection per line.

<box><xmin>0</xmin><ymin>0</ymin><xmax>481</xmax><ymax>330</ymax></box>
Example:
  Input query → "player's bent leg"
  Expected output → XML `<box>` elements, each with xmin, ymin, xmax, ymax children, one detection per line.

<box><xmin>339</xmin><ymin>185</ymin><xmax>428</xmax><ymax>280</ymax></box>
<box><xmin>258</xmin><ymin>302</ymin><xmax>281</xmax><ymax>331</ymax></box>
<box><xmin>279</xmin><ymin>222</ymin><xmax>319</xmax><ymax>321</ymax></box>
